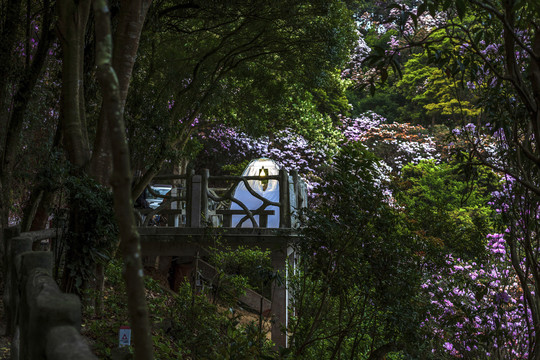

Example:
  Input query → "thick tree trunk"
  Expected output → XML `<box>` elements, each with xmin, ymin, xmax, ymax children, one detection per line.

<box><xmin>93</xmin><ymin>0</ymin><xmax>154</xmax><ymax>358</ymax></box>
<box><xmin>89</xmin><ymin>0</ymin><xmax>151</xmax><ymax>316</ymax></box>
<box><xmin>57</xmin><ymin>0</ymin><xmax>93</xmax><ymax>296</ymax></box>
<box><xmin>57</xmin><ymin>0</ymin><xmax>92</xmax><ymax>169</ymax></box>
<box><xmin>90</xmin><ymin>0</ymin><xmax>152</xmax><ymax>184</ymax></box>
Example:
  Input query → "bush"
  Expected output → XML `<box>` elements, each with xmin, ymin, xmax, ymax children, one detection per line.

<box><xmin>395</xmin><ymin>158</ymin><xmax>500</xmax><ymax>261</ymax></box>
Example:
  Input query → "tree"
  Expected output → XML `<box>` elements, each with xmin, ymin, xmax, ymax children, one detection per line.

<box><xmin>397</xmin><ymin>52</ymin><xmax>482</xmax><ymax>126</ymax></box>
<box><xmin>396</xmin><ymin>159</ymin><xmax>499</xmax><ymax>261</ymax></box>
<box><xmin>289</xmin><ymin>142</ymin><xmax>424</xmax><ymax>359</ymax></box>
<box><xmin>92</xmin><ymin>1</ymin><xmax>154</xmax><ymax>358</ymax></box>
<box><xmin>126</xmin><ymin>0</ymin><xmax>358</xmax><ymax>197</ymax></box>
<box><xmin>362</xmin><ymin>1</ymin><xmax>540</xmax><ymax>356</ymax></box>
<box><xmin>0</xmin><ymin>0</ymin><xmax>56</xmax><ymax>229</ymax></box>
<box><xmin>54</xmin><ymin>0</ymin><xmax>155</xmax><ymax>357</ymax></box>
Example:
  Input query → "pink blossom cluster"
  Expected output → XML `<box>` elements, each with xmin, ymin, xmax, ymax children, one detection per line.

<box><xmin>341</xmin><ymin>34</ymin><xmax>371</xmax><ymax>82</ymax></box>
<box><xmin>386</xmin><ymin>4</ymin><xmax>446</xmax><ymax>36</ymax></box>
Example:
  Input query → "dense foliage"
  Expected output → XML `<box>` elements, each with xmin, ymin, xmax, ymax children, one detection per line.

<box><xmin>4</xmin><ymin>0</ymin><xmax>540</xmax><ymax>359</ymax></box>
<box><xmin>396</xmin><ymin>159</ymin><xmax>499</xmax><ymax>261</ymax></box>
<box><xmin>290</xmin><ymin>143</ymin><xmax>424</xmax><ymax>358</ymax></box>
<box><xmin>85</xmin><ymin>260</ymin><xmax>276</xmax><ymax>359</ymax></box>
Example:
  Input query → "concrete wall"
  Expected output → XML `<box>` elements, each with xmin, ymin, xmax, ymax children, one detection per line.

<box><xmin>3</xmin><ymin>227</ymin><xmax>97</xmax><ymax>360</ymax></box>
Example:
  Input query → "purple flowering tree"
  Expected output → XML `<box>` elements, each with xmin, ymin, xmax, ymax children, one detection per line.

<box><xmin>422</xmin><ymin>233</ymin><xmax>530</xmax><ymax>358</ymax></box>
<box><xmin>359</xmin><ymin>2</ymin><xmax>540</xmax><ymax>356</ymax></box>
<box><xmin>195</xmin><ymin>125</ymin><xmax>332</xmax><ymax>194</ymax></box>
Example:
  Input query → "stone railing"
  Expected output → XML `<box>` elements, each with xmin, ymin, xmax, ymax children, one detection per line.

<box><xmin>2</xmin><ymin>226</ymin><xmax>97</xmax><ymax>360</ymax></box>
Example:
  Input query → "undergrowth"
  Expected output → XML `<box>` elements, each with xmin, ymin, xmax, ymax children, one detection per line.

<box><xmin>83</xmin><ymin>259</ymin><xmax>278</xmax><ymax>359</ymax></box>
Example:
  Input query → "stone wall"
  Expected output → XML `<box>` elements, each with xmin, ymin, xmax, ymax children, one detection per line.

<box><xmin>3</xmin><ymin>226</ymin><xmax>97</xmax><ymax>360</ymax></box>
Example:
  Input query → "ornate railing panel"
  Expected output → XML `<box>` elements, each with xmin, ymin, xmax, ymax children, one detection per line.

<box><xmin>137</xmin><ymin>168</ymin><xmax>306</xmax><ymax>229</ymax></box>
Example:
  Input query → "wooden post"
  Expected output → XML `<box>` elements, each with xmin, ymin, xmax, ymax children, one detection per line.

<box><xmin>279</xmin><ymin>169</ymin><xmax>291</xmax><ymax>228</ymax></box>
<box><xmin>170</xmin><ymin>186</ymin><xmax>178</xmax><ymax>227</ymax></box>
<box><xmin>6</xmin><ymin>235</ymin><xmax>33</xmax><ymax>337</ymax></box>
<box><xmin>201</xmin><ymin>169</ymin><xmax>209</xmax><ymax>225</ymax></box>
<box><xmin>190</xmin><ymin>175</ymin><xmax>202</xmax><ymax>228</ymax></box>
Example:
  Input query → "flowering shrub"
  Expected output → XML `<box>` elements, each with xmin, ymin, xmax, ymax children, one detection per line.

<box><xmin>196</xmin><ymin>125</ymin><xmax>334</xmax><ymax>195</ymax></box>
<box><xmin>199</xmin><ymin>126</ymin><xmax>329</xmax><ymax>173</ymax></box>
<box><xmin>340</xmin><ymin>112</ymin><xmax>439</xmax><ymax>171</ymax></box>
<box><xmin>196</xmin><ymin>111</ymin><xmax>443</xmax><ymax>202</ymax></box>
<box><xmin>421</xmin><ymin>233</ymin><xmax>529</xmax><ymax>358</ymax></box>
<box><xmin>448</xmin><ymin>122</ymin><xmax>503</xmax><ymax>169</ymax></box>
<box><xmin>290</xmin><ymin>142</ymin><xmax>423</xmax><ymax>358</ymax></box>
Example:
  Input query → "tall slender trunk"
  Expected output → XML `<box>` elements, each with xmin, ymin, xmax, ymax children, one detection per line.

<box><xmin>90</xmin><ymin>0</ymin><xmax>152</xmax><ymax>184</ymax></box>
<box><xmin>89</xmin><ymin>0</ymin><xmax>151</xmax><ymax>316</ymax></box>
<box><xmin>57</xmin><ymin>0</ymin><xmax>92</xmax><ymax>169</ymax></box>
<box><xmin>94</xmin><ymin>0</ymin><xmax>154</xmax><ymax>358</ymax></box>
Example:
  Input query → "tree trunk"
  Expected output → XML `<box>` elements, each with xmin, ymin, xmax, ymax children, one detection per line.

<box><xmin>93</xmin><ymin>0</ymin><xmax>154</xmax><ymax>358</ymax></box>
<box><xmin>89</xmin><ymin>0</ymin><xmax>151</xmax><ymax>317</ymax></box>
<box><xmin>57</xmin><ymin>0</ymin><xmax>92</xmax><ymax>169</ymax></box>
<box><xmin>0</xmin><ymin>0</ymin><xmax>23</xmax><ymax>228</ymax></box>
<box><xmin>57</xmin><ymin>0</ymin><xmax>93</xmax><ymax>296</ymax></box>
<box><xmin>90</xmin><ymin>0</ymin><xmax>152</xmax><ymax>185</ymax></box>
<box><xmin>0</xmin><ymin>0</ymin><xmax>54</xmax><ymax>229</ymax></box>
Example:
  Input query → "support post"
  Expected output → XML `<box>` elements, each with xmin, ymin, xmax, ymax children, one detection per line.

<box><xmin>291</xmin><ymin>170</ymin><xmax>299</xmax><ymax>227</ymax></box>
<box><xmin>271</xmin><ymin>246</ymin><xmax>288</xmax><ymax>348</ymax></box>
<box><xmin>171</xmin><ymin>187</ymin><xmax>180</xmax><ymax>227</ymax></box>
<box><xmin>279</xmin><ymin>169</ymin><xmax>291</xmax><ymax>228</ymax></box>
<box><xmin>201</xmin><ymin>169</ymin><xmax>209</xmax><ymax>225</ymax></box>
<box><xmin>185</xmin><ymin>170</ymin><xmax>194</xmax><ymax>227</ymax></box>
<box><xmin>3</xmin><ymin>225</ymin><xmax>20</xmax><ymax>275</ymax></box>
<box><xmin>3</xmin><ymin>226</ymin><xmax>20</xmax><ymax>336</ymax></box>
<box><xmin>19</xmin><ymin>252</ymin><xmax>87</xmax><ymax>360</ymax></box>
<box><xmin>7</xmin><ymin>235</ymin><xmax>33</xmax><ymax>337</ymax></box>
<box><xmin>189</xmin><ymin>175</ymin><xmax>202</xmax><ymax>228</ymax></box>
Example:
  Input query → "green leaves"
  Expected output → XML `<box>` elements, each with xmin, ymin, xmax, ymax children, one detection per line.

<box><xmin>455</xmin><ymin>0</ymin><xmax>467</xmax><ymax>19</ymax></box>
<box><xmin>291</xmin><ymin>142</ymin><xmax>422</xmax><ymax>357</ymax></box>
<box><xmin>396</xmin><ymin>159</ymin><xmax>499</xmax><ymax>261</ymax></box>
